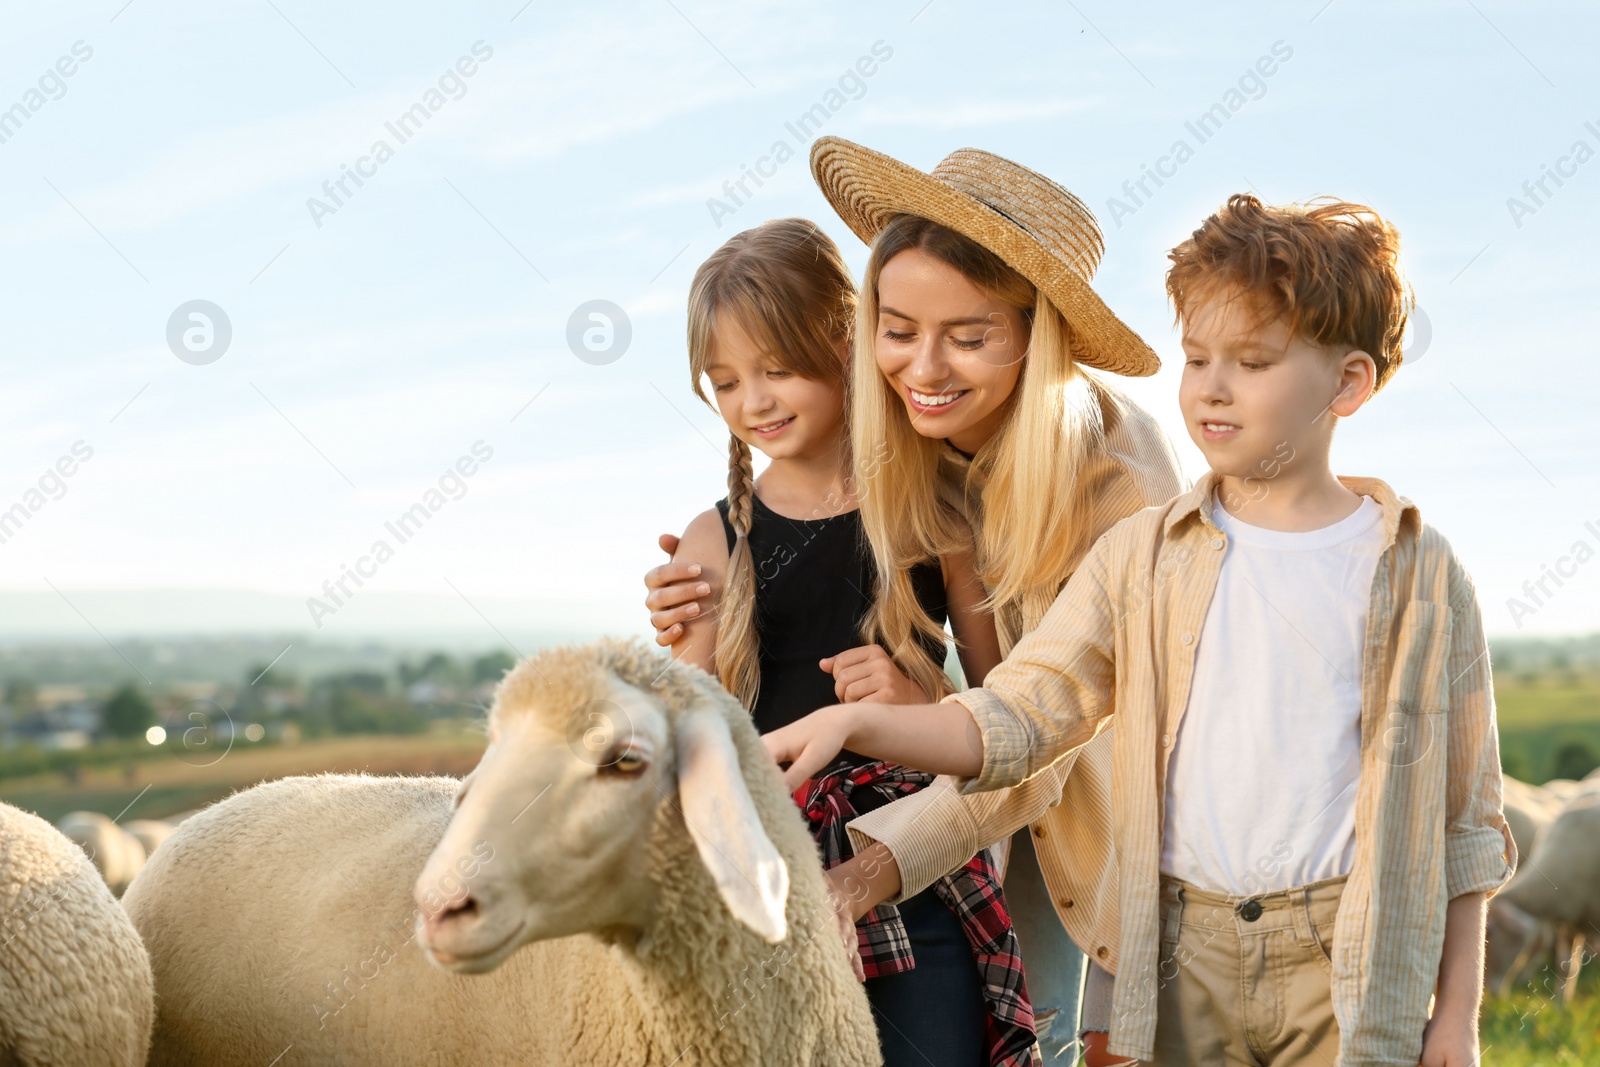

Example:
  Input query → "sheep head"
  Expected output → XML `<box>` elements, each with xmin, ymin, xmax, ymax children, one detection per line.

<box><xmin>414</xmin><ymin>638</ymin><xmax>790</xmax><ymax>975</ymax></box>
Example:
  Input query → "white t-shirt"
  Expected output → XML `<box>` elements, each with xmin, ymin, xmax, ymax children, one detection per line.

<box><xmin>1159</xmin><ymin>493</ymin><xmax>1387</xmax><ymax>897</ymax></box>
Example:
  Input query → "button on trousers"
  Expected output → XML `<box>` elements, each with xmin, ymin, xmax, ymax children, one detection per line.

<box><xmin>1148</xmin><ymin>875</ymin><xmax>1347</xmax><ymax>1066</ymax></box>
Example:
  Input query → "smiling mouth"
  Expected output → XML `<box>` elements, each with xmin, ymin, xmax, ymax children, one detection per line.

<box><xmin>907</xmin><ymin>387</ymin><xmax>969</xmax><ymax>409</ymax></box>
<box><xmin>1201</xmin><ymin>421</ymin><xmax>1241</xmax><ymax>437</ymax></box>
<box><xmin>751</xmin><ymin>416</ymin><xmax>794</xmax><ymax>435</ymax></box>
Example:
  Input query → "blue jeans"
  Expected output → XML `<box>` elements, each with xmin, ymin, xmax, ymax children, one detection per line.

<box><xmin>864</xmin><ymin>883</ymin><xmax>987</xmax><ymax>1066</ymax></box>
<box><xmin>1005</xmin><ymin>827</ymin><xmax>1087</xmax><ymax>1063</ymax></box>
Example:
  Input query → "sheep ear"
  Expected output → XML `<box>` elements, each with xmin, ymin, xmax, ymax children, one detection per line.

<box><xmin>674</xmin><ymin>709</ymin><xmax>789</xmax><ymax>943</ymax></box>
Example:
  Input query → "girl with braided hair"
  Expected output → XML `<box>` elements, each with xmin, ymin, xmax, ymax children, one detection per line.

<box><xmin>656</xmin><ymin>217</ymin><xmax>1037</xmax><ymax>1067</ymax></box>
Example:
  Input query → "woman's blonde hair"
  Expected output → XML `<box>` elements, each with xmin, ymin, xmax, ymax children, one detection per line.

<box><xmin>854</xmin><ymin>214</ymin><xmax>1107</xmax><ymax>646</ymax></box>
<box><xmin>686</xmin><ymin>217</ymin><xmax>954</xmax><ymax>709</ymax></box>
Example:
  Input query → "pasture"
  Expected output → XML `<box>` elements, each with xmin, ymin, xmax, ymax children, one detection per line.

<box><xmin>1496</xmin><ymin>671</ymin><xmax>1600</xmax><ymax>784</ymax></box>
<box><xmin>2</xmin><ymin>672</ymin><xmax>1595</xmax><ymax>1064</ymax></box>
<box><xmin>0</xmin><ymin>728</ymin><xmax>487</xmax><ymax>826</ymax></box>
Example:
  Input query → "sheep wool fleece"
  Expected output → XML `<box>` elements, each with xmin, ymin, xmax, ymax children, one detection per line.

<box><xmin>0</xmin><ymin>801</ymin><xmax>156</xmax><ymax>1067</ymax></box>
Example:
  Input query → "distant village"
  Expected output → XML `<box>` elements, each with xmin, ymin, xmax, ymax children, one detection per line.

<box><xmin>0</xmin><ymin>631</ymin><xmax>1595</xmax><ymax>783</ymax></box>
<box><xmin>0</xmin><ymin>644</ymin><xmax>515</xmax><ymax>769</ymax></box>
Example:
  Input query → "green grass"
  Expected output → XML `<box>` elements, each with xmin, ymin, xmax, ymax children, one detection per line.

<box><xmin>1493</xmin><ymin>672</ymin><xmax>1600</xmax><ymax>783</ymax></box>
<box><xmin>1459</xmin><ymin>674</ymin><xmax>1598</xmax><ymax>1060</ymax></box>
<box><xmin>1480</xmin><ymin>965</ymin><xmax>1600</xmax><ymax>1066</ymax></box>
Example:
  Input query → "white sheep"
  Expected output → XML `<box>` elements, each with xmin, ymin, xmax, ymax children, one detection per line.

<box><xmin>122</xmin><ymin>638</ymin><xmax>880</xmax><ymax>1067</ymax></box>
<box><xmin>122</xmin><ymin>820</ymin><xmax>175</xmax><ymax>860</ymax></box>
<box><xmin>56</xmin><ymin>811</ymin><xmax>147</xmax><ymax>897</ymax></box>
<box><xmin>1</xmin><ymin>801</ymin><xmax>155</xmax><ymax>1066</ymax></box>
<box><xmin>1500</xmin><ymin>775</ymin><xmax>1561</xmax><ymax>861</ymax></box>
<box><xmin>1540</xmin><ymin>777</ymin><xmax>1599</xmax><ymax>805</ymax></box>
<box><xmin>1486</xmin><ymin>776</ymin><xmax>1594</xmax><ymax>994</ymax></box>
<box><xmin>1496</xmin><ymin>793</ymin><xmax>1600</xmax><ymax>1002</ymax></box>
<box><xmin>1486</xmin><ymin>777</ymin><xmax>1552</xmax><ymax>992</ymax></box>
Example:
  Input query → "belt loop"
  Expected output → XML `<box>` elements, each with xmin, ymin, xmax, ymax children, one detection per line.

<box><xmin>1163</xmin><ymin>882</ymin><xmax>1184</xmax><ymax>944</ymax></box>
<box><xmin>1290</xmin><ymin>885</ymin><xmax>1316</xmax><ymax>948</ymax></box>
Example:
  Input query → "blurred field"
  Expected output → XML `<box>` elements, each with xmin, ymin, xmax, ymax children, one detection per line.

<box><xmin>1495</xmin><ymin>672</ymin><xmax>1600</xmax><ymax>783</ymax></box>
<box><xmin>1481</xmin><ymin>965</ymin><xmax>1599</xmax><ymax>1067</ymax></box>
<box><xmin>0</xmin><ymin>728</ymin><xmax>487</xmax><ymax>824</ymax></box>
<box><xmin>13</xmin><ymin>673</ymin><xmax>1591</xmax><ymax>825</ymax></box>
<box><xmin>1485</xmin><ymin>673</ymin><xmax>1599</xmax><ymax>1061</ymax></box>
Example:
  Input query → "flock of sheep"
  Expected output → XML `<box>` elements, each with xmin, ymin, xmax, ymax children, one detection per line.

<box><xmin>1</xmin><ymin>637</ymin><xmax>1597</xmax><ymax>1066</ymax></box>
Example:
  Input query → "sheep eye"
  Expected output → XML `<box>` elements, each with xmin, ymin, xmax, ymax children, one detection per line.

<box><xmin>603</xmin><ymin>750</ymin><xmax>648</xmax><ymax>777</ymax></box>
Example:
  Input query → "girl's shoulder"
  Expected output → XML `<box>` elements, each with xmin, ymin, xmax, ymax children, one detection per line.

<box><xmin>674</xmin><ymin>505</ymin><xmax>734</xmax><ymax>585</ymax></box>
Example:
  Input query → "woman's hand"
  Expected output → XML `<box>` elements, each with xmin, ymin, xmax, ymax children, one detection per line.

<box><xmin>643</xmin><ymin>533</ymin><xmax>710</xmax><ymax>646</ymax></box>
<box><xmin>821</xmin><ymin>645</ymin><xmax>930</xmax><ymax>705</ymax></box>
<box><xmin>822</xmin><ymin>869</ymin><xmax>866</xmax><ymax>983</ymax></box>
<box><xmin>763</xmin><ymin>705</ymin><xmax>855</xmax><ymax>791</ymax></box>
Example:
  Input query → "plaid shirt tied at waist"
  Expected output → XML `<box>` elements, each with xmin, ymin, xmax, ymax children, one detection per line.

<box><xmin>793</xmin><ymin>759</ymin><xmax>1039</xmax><ymax>1067</ymax></box>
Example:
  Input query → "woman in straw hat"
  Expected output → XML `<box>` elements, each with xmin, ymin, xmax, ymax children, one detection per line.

<box><xmin>647</xmin><ymin>138</ymin><xmax>1185</xmax><ymax>1064</ymax></box>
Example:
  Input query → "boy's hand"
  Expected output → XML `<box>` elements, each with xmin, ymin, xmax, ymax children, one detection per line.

<box><xmin>763</xmin><ymin>705</ymin><xmax>854</xmax><ymax>790</ymax></box>
<box><xmin>643</xmin><ymin>533</ymin><xmax>708</xmax><ymax>646</ymax></box>
<box><xmin>1417</xmin><ymin>1007</ymin><xmax>1478</xmax><ymax>1067</ymax></box>
<box><xmin>821</xmin><ymin>645</ymin><xmax>929</xmax><ymax>705</ymax></box>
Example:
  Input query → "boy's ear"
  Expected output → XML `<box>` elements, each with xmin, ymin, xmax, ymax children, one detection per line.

<box><xmin>1330</xmin><ymin>349</ymin><xmax>1377</xmax><ymax>417</ymax></box>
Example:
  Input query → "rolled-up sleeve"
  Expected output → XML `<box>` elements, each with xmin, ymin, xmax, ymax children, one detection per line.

<box><xmin>954</xmin><ymin>535</ymin><xmax>1119</xmax><ymax>793</ymax></box>
<box><xmin>847</xmin><ymin>756</ymin><xmax>1080</xmax><ymax>902</ymax></box>
<box><xmin>955</xmin><ymin>687</ymin><xmax>1042</xmax><ymax>793</ymax></box>
<box><xmin>1443</xmin><ymin>557</ymin><xmax>1518</xmax><ymax>897</ymax></box>
<box><xmin>844</xmin><ymin>533</ymin><xmax>1121</xmax><ymax>901</ymax></box>
<box><xmin>845</xmin><ymin>775</ymin><xmax>984</xmax><ymax>902</ymax></box>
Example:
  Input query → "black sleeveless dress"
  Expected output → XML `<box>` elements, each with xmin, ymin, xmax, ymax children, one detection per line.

<box><xmin>714</xmin><ymin>494</ymin><xmax>988</xmax><ymax>1067</ymax></box>
<box><xmin>713</xmin><ymin>495</ymin><xmax>948</xmax><ymax>745</ymax></box>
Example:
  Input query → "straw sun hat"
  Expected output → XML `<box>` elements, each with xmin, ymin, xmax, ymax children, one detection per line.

<box><xmin>809</xmin><ymin>136</ymin><xmax>1159</xmax><ymax>378</ymax></box>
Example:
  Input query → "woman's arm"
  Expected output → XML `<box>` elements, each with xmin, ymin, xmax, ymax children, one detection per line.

<box><xmin>826</xmin><ymin>841</ymin><xmax>903</xmax><ymax>922</ymax></box>
<box><xmin>844</xmin><ymin>750</ymin><xmax>1087</xmax><ymax>903</ymax></box>
<box><xmin>663</xmin><ymin>508</ymin><xmax>731</xmax><ymax>674</ymax></box>
<box><xmin>941</xmin><ymin>546</ymin><xmax>1002</xmax><ymax>687</ymax></box>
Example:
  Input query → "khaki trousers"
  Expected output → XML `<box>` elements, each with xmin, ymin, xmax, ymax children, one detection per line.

<box><xmin>1149</xmin><ymin>875</ymin><xmax>1346</xmax><ymax>1067</ymax></box>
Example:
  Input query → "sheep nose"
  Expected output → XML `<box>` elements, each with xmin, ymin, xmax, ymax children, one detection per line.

<box><xmin>424</xmin><ymin>893</ymin><xmax>480</xmax><ymax>934</ymax></box>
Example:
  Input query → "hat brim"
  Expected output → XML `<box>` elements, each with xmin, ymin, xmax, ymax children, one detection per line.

<box><xmin>810</xmin><ymin>137</ymin><xmax>1159</xmax><ymax>378</ymax></box>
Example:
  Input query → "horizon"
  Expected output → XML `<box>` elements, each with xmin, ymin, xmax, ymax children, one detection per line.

<box><xmin>0</xmin><ymin>586</ymin><xmax>1593</xmax><ymax>651</ymax></box>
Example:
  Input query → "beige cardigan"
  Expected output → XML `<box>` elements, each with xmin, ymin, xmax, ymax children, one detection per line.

<box><xmin>847</xmin><ymin>377</ymin><xmax>1185</xmax><ymax>974</ymax></box>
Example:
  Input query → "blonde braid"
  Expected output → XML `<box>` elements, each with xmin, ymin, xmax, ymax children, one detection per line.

<box><xmin>715</xmin><ymin>433</ymin><xmax>762</xmax><ymax>710</ymax></box>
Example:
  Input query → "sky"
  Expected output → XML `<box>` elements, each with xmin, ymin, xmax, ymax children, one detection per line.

<box><xmin>0</xmin><ymin>0</ymin><xmax>1596</xmax><ymax>652</ymax></box>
